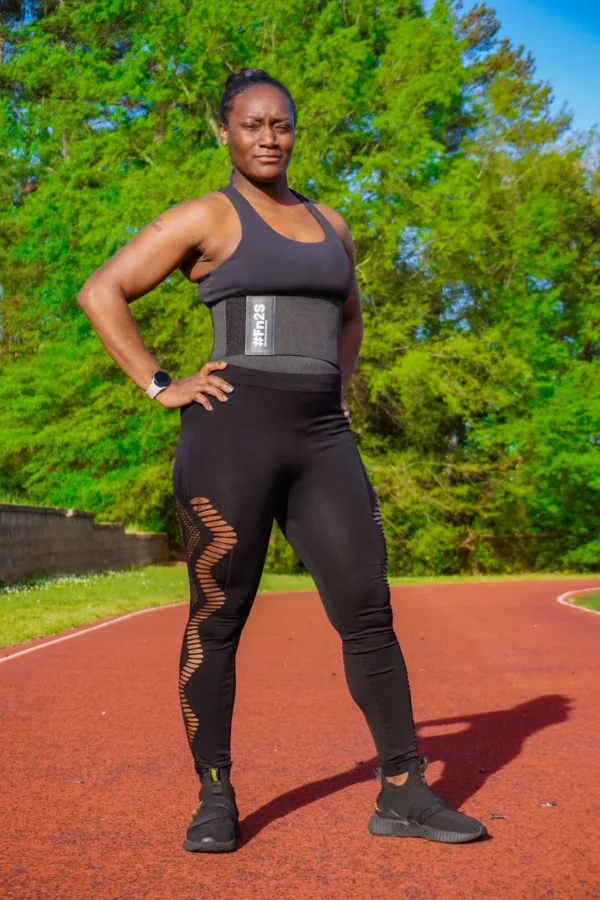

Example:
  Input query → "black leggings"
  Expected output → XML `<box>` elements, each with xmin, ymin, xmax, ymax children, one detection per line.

<box><xmin>172</xmin><ymin>364</ymin><xmax>419</xmax><ymax>778</ymax></box>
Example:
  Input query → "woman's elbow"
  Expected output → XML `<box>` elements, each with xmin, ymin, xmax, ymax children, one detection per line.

<box><xmin>77</xmin><ymin>275</ymin><xmax>118</xmax><ymax>311</ymax></box>
<box><xmin>78</xmin><ymin>275</ymin><xmax>97</xmax><ymax>309</ymax></box>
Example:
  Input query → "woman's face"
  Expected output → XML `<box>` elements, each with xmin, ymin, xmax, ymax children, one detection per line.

<box><xmin>221</xmin><ymin>85</ymin><xmax>295</xmax><ymax>182</ymax></box>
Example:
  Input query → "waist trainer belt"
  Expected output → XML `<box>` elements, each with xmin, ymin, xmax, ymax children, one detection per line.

<box><xmin>208</xmin><ymin>295</ymin><xmax>343</xmax><ymax>368</ymax></box>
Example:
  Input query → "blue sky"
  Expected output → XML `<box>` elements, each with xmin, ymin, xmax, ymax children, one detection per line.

<box><xmin>483</xmin><ymin>0</ymin><xmax>599</xmax><ymax>133</ymax></box>
<box><xmin>425</xmin><ymin>1</ymin><xmax>599</xmax><ymax>133</ymax></box>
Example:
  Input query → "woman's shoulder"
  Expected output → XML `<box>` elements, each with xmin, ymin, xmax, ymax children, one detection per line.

<box><xmin>155</xmin><ymin>190</ymin><xmax>235</xmax><ymax>239</ymax></box>
<box><xmin>310</xmin><ymin>197</ymin><xmax>353</xmax><ymax>253</ymax></box>
<box><xmin>173</xmin><ymin>189</ymin><xmax>231</xmax><ymax>218</ymax></box>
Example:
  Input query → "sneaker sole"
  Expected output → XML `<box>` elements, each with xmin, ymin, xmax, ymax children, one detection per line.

<box><xmin>183</xmin><ymin>822</ymin><xmax>241</xmax><ymax>853</ymax></box>
<box><xmin>368</xmin><ymin>812</ymin><xmax>487</xmax><ymax>844</ymax></box>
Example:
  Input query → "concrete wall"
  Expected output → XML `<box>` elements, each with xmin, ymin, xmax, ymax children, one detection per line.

<box><xmin>0</xmin><ymin>503</ymin><xmax>169</xmax><ymax>584</ymax></box>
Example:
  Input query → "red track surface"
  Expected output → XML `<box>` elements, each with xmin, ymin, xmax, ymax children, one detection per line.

<box><xmin>2</xmin><ymin>579</ymin><xmax>600</xmax><ymax>900</ymax></box>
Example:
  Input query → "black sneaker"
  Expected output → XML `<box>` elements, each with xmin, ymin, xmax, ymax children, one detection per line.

<box><xmin>183</xmin><ymin>767</ymin><xmax>241</xmax><ymax>853</ymax></box>
<box><xmin>368</xmin><ymin>758</ymin><xmax>487</xmax><ymax>844</ymax></box>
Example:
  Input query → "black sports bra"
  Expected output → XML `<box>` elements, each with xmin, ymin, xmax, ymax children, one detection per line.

<box><xmin>197</xmin><ymin>184</ymin><xmax>352</xmax><ymax>307</ymax></box>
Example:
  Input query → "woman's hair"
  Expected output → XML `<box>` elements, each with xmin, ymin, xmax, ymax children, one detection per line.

<box><xmin>218</xmin><ymin>67</ymin><xmax>296</xmax><ymax>127</ymax></box>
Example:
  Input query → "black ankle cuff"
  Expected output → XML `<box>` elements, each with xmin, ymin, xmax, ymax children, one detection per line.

<box><xmin>197</xmin><ymin>763</ymin><xmax>233</xmax><ymax>777</ymax></box>
<box><xmin>380</xmin><ymin>755</ymin><xmax>420</xmax><ymax>778</ymax></box>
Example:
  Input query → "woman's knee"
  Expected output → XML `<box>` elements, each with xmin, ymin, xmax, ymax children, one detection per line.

<box><xmin>333</xmin><ymin>578</ymin><xmax>394</xmax><ymax>646</ymax></box>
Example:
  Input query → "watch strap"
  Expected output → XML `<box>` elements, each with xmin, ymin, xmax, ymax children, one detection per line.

<box><xmin>146</xmin><ymin>380</ymin><xmax>164</xmax><ymax>399</ymax></box>
<box><xmin>145</xmin><ymin>371</ymin><xmax>172</xmax><ymax>399</ymax></box>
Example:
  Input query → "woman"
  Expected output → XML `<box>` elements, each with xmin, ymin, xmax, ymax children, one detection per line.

<box><xmin>78</xmin><ymin>68</ymin><xmax>486</xmax><ymax>852</ymax></box>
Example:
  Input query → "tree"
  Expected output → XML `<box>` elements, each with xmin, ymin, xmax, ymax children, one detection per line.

<box><xmin>1</xmin><ymin>0</ymin><xmax>598</xmax><ymax>573</ymax></box>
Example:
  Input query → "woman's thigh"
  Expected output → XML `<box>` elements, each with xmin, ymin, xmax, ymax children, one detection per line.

<box><xmin>276</xmin><ymin>422</ymin><xmax>391</xmax><ymax>636</ymax></box>
<box><xmin>173</xmin><ymin>393</ymin><xmax>278</xmax><ymax>614</ymax></box>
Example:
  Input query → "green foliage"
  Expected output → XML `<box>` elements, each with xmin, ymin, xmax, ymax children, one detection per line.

<box><xmin>1</xmin><ymin>0</ymin><xmax>598</xmax><ymax>574</ymax></box>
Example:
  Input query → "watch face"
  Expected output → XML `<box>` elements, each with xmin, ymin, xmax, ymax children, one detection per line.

<box><xmin>153</xmin><ymin>370</ymin><xmax>172</xmax><ymax>388</ymax></box>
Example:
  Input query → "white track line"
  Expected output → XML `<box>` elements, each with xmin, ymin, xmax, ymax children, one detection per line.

<box><xmin>557</xmin><ymin>587</ymin><xmax>600</xmax><ymax>616</ymax></box>
<box><xmin>0</xmin><ymin>602</ymin><xmax>187</xmax><ymax>665</ymax></box>
<box><xmin>2</xmin><ymin>584</ymin><xmax>597</xmax><ymax>666</ymax></box>
<box><xmin>0</xmin><ymin>589</ymin><xmax>316</xmax><ymax>665</ymax></box>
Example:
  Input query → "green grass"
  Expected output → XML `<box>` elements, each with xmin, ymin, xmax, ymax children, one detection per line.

<box><xmin>571</xmin><ymin>591</ymin><xmax>600</xmax><ymax>612</ymax></box>
<box><xmin>0</xmin><ymin>566</ymin><xmax>318</xmax><ymax>649</ymax></box>
<box><xmin>1</xmin><ymin>565</ymin><xmax>598</xmax><ymax>649</ymax></box>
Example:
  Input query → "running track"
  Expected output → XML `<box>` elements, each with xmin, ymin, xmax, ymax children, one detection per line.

<box><xmin>2</xmin><ymin>579</ymin><xmax>599</xmax><ymax>900</ymax></box>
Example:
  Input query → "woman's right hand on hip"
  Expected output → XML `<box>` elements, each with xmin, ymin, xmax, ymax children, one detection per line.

<box><xmin>157</xmin><ymin>361</ymin><xmax>234</xmax><ymax>411</ymax></box>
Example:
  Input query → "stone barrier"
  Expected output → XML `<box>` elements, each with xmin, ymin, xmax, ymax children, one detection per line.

<box><xmin>0</xmin><ymin>503</ymin><xmax>169</xmax><ymax>584</ymax></box>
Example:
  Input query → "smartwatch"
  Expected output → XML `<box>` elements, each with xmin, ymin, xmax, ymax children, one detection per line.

<box><xmin>145</xmin><ymin>370</ymin><xmax>172</xmax><ymax>399</ymax></box>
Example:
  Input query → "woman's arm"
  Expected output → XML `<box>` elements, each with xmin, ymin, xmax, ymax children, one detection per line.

<box><xmin>77</xmin><ymin>196</ymin><xmax>233</xmax><ymax>409</ymax></box>
<box><xmin>317</xmin><ymin>205</ymin><xmax>364</xmax><ymax>403</ymax></box>
<box><xmin>339</xmin><ymin>278</ymin><xmax>364</xmax><ymax>400</ymax></box>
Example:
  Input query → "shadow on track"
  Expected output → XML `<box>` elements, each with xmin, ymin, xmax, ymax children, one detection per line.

<box><xmin>238</xmin><ymin>694</ymin><xmax>571</xmax><ymax>845</ymax></box>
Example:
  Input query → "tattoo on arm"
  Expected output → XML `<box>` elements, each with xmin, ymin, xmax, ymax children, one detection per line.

<box><xmin>150</xmin><ymin>216</ymin><xmax>164</xmax><ymax>232</ymax></box>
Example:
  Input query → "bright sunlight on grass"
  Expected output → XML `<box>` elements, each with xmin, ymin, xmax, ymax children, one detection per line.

<box><xmin>0</xmin><ymin>566</ymin><xmax>316</xmax><ymax>648</ymax></box>
<box><xmin>571</xmin><ymin>591</ymin><xmax>600</xmax><ymax>613</ymax></box>
<box><xmin>1</xmin><ymin>565</ymin><xmax>596</xmax><ymax>649</ymax></box>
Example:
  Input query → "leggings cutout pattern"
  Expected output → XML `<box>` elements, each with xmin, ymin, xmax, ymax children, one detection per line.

<box><xmin>173</xmin><ymin>371</ymin><xmax>419</xmax><ymax>776</ymax></box>
<box><xmin>372</xmin><ymin>492</ymin><xmax>388</xmax><ymax>580</ymax></box>
<box><xmin>358</xmin><ymin>458</ymin><xmax>389</xmax><ymax>581</ymax></box>
<box><xmin>175</xmin><ymin>496</ymin><xmax>238</xmax><ymax>745</ymax></box>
